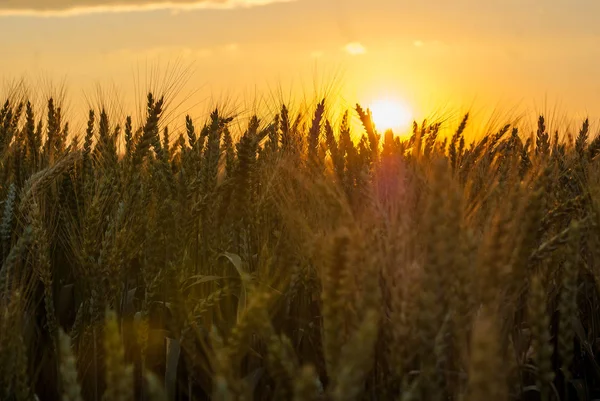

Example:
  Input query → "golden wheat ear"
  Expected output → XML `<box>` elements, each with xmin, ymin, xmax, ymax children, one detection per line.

<box><xmin>59</xmin><ymin>328</ymin><xmax>83</xmax><ymax>401</ymax></box>
<box><xmin>465</xmin><ymin>306</ymin><xmax>507</xmax><ymax>401</ymax></box>
<box><xmin>103</xmin><ymin>309</ymin><xmax>134</xmax><ymax>401</ymax></box>
<box><xmin>528</xmin><ymin>276</ymin><xmax>555</xmax><ymax>401</ymax></box>
<box><xmin>144</xmin><ymin>372</ymin><xmax>168</xmax><ymax>401</ymax></box>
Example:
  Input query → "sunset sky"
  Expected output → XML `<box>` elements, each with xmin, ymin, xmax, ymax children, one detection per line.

<box><xmin>0</xmin><ymin>0</ymin><xmax>599</xmax><ymax>134</ymax></box>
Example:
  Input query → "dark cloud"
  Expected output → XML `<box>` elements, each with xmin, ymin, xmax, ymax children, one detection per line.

<box><xmin>0</xmin><ymin>0</ymin><xmax>293</xmax><ymax>16</ymax></box>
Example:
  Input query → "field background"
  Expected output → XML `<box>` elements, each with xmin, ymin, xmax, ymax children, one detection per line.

<box><xmin>0</xmin><ymin>81</ymin><xmax>599</xmax><ymax>401</ymax></box>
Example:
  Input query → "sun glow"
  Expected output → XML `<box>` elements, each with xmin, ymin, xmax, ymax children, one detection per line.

<box><xmin>369</xmin><ymin>98</ymin><xmax>413</xmax><ymax>133</ymax></box>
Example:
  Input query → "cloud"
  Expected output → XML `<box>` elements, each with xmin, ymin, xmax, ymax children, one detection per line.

<box><xmin>0</xmin><ymin>0</ymin><xmax>295</xmax><ymax>17</ymax></box>
<box><xmin>343</xmin><ymin>42</ymin><xmax>366</xmax><ymax>56</ymax></box>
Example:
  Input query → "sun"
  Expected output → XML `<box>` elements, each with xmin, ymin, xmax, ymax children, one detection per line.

<box><xmin>368</xmin><ymin>98</ymin><xmax>413</xmax><ymax>133</ymax></box>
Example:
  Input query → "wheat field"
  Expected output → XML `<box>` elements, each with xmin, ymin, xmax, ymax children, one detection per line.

<box><xmin>0</xmin><ymin>89</ymin><xmax>598</xmax><ymax>401</ymax></box>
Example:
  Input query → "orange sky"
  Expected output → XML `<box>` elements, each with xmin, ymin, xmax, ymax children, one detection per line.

<box><xmin>0</xmin><ymin>0</ymin><xmax>599</xmax><ymax>136</ymax></box>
